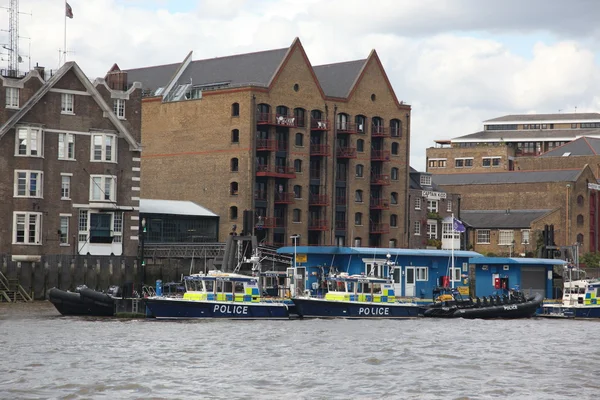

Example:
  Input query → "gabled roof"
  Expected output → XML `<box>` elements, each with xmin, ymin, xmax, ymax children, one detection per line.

<box><xmin>433</xmin><ymin>169</ymin><xmax>582</xmax><ymax>186</ymax></box>
<box><xmin>452</xmin><ymin>128</ymin><xmax>600</xmax><ymax>142</ymax></box>
<box><xmin>140</xmin><ymin>199</ymin><xmax>218</xmax><ymax>217</ymax></box>
<box><xmin>313</xmin><ymin>59</ymin><xmax>367</xmax><ymax>98</ymax></box>
<box><xmin>541</xmin><ymin>136</ymin><xmax>600</xmax><ymax>157</ymax></box>
<box><xmin>409</xmin><ymin>168</ymin><xmax>443</xmax><ymax>191</ymax></box>
<box><xmin>0</xmin><ymin>61</ymin><xmax>140</xmax><ymax>150</ymax></box>
<box><xmin>484</xmin><ymin>113</ymin><xmax>600</xmax><ymax>123</ymax></box>
<box><xmin>460</xmin><ymin>209</ymin><xmax>552</xmax><ymax>229</ymax></box>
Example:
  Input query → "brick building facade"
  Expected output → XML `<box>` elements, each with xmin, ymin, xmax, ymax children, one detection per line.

<box><xmin>128</xmin><ymin>38</ymin><xmax>411</xmax><ymax>247</ymax></box>
<box><xmin>0</xmin><ymin>62</ymin><xmax>142</xmax><ymax>258</ymax></box>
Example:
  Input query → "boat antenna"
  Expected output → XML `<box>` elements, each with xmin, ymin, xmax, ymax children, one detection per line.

<box><xmin>346</xmin><ymin>254</ymin><xmax>352</xmax><ymax>273</ymax></box>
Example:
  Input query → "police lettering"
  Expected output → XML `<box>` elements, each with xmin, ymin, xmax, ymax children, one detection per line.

<box><xmin>358</xmin><ymin>307</ymin><xmax>390</xmax><ymax>316</ymax></box>
<box><xmin>213</xmin><ymin>304</ymin><xmax>249</xmax><ymax>315</ymax></box>
<box><xmin>503</xmin><ymin>305</ymin><xmax>518</xmax><ymax>311</ymax></box>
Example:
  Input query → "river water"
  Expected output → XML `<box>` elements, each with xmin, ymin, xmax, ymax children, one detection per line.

<box><xmin>1</xmin><ymin>302</ymin><xmax>599</xmax><ymax>400</ymax></box>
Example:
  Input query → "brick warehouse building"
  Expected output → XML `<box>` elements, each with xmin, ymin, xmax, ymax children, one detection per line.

<box><xmin>0</xmin><ymin>62</ymin><xmax>142</xmax><ymax>258</ymax></box>
<box><xmin>127</xmin><ymin>38</ymin><xmax>411</xmax><ymax>247</ymax></box>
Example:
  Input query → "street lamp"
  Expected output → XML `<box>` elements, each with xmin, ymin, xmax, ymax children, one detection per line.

<box><xmin>140</xmin><ymin>217</ymin><xmax>146</xmax><ymax>295</ymax></box>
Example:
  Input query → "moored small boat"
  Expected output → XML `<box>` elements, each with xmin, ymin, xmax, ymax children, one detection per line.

<box><xmin>540</xmin><ymin>279</ymin><xmax>600</xmax><ymax>319</ymax></box>
<box><xmin>145</xmin><ymin>271</ymin><xmax>290</xmax><ymax>319</ymax></box>
<box><xmin>292</xmin><ymin>273</ymin><xmax>420</xmax><ymax>319</ymax></box>
<box><xmin>48</xmin><ymin>286</ymin><xmax>116</xmax><ymax>317</ymax></box>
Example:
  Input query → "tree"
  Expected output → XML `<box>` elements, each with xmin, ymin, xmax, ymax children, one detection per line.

<box><xmin>579</xmin><ymin>252</ymin><xmax>600</xmax><ymax>268</ymax></box>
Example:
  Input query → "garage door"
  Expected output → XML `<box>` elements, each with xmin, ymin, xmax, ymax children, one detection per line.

<box><xmin>520</xmin><ymin>266</ymin><xmax>546</xmax><ymax>297</ymax></box>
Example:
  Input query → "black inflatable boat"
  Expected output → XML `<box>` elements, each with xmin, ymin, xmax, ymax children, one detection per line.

<box><xmin>48</xmin><ymin>285</ymin><xmax>118</xmax><ymax>317</ymax></box>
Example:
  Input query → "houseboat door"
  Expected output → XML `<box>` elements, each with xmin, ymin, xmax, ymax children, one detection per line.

<box><xmin>392</xmin><ymin>268</ymin><xmax>402</xmax><ymax>295</ymax></box>
<box><xmin>293</xmin><ymin>267</ymin><xmax>306</xmax><ymax>296</ymax></box>
<box><xmin>405</xmin><ymin>267</ymin><xmax>416</xmax><ymax>297</ymax></box>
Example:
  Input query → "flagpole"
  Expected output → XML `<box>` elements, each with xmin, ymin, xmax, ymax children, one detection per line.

<box><xmin>451</xmin><ymin>213</ymin><xmax>455</xmax><ymax>289</ymax></box>
<box><xmin>63</xmin><ymin>0</ymin><xmax>67</xmax><ymax>64</ymax></box>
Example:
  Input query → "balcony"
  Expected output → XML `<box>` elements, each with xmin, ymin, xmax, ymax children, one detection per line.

<box><xmin>310</xmin><ymin>168</ymin><xmax>322</xmax><ymax>180</ymax></box>
<box><xmin>274</xmin><ymin>192</ymin><xmax>295</xmax><ymax>204</ymax></box>
<box><xmin>371</xmin><ymin>150</ymin><xmax>390</xmax><ymax>161</ymax></box>
<box><xmin>254</xmin><ymin>190</ymin><xmax>267</xmax><ymax>201</ymax></box>
<box><xmin>257</xmin><ymin>113</ymin><xmax>298</xmax><ymax>127</ymax></box>
<box><xmin>370</xmin><ymin>174</ymin><xmax>390</xmax><ymax>186</ymax></box>
<box><xmin>256</xmin><ymin>138</ymin><xmax>278</xmax><ymax>152</ymax></box>
<box><xmin>370</xmin><ymin>198</ymin><xmax>390</xmax><ymax>210</ymax></box>
<box><xmin>335</xmin><ymin>220</ymin><xmax>346</xmax><ymax>230</ymax></box>
<box><xmin>372</xmin><ymin>125</ymin><xmax>389</xmax><ymax>137</ymax></box>
<box><xmin>336</xmin><ymin>196</ymin><xmax>347</xmax><ymax>205</ymax></box>
<box><xmin>310</xmin><ymin>144</ymin><xmax>330</xmax><ymax>156</ymax></box>
<box><xmin>370</xmin><ymin>222</ymin><xmax>390</xmax><ymax>234</ymax></box>
<box><xmin>308</xmin><ymin>218</ymin><xmax>329</xmax><ymax>231</ymax></box>
<box><xmin>336</xmin><ymin>122</ymin><xmax>357</xmax><ymax>134</ymax></box>
<box><xmin>336</xmin><ymin>146</ymin><xmax>357</xmax><ymax>159</ymax></box>
<box><xmin>311</xmin><ymin>118</ymin><xmax>330</xmax><ymax>131</ymax></box>
<box><xmin>256</xmin><ymin>164</ymin><xmax>296</xmax><ymax>179</ymax></box>
<box><xmin>309</xmin><ymin>194</ymin><xmax>329</xmax><ymax>206</ymax></box>
<box><xmin>256</xmin><ymin>216</ymin><xmax>282</xmax><ymax>229</ymax></box>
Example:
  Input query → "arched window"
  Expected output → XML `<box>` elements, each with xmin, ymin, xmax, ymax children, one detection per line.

<box><xmin>294</xmin><ymin>108</ymin><xmax>306</xmax><ymax>127</ymax></box>
<box><xmin>355</xmin><ymin>164</ymin><xmax>364</xmax><ymax>178</ymax></box>
<box><xmin>390</xmin><ymin>214</ymin><xmax>398</xmax><ymax>227</ymax></box>
<box><xmin>391</xmin><ymin>167</ymin><xmax>399</xmax><ymax>180</ymax></box>
<box><xmin>295</xmin><ymin>133</ymin><xmax>303</xmax><ymax>147</ymax></box>
<box><xmin>577</xmin><ymin>214</ymin><xmax>584</xmax><ymax>226</ymax></box>
<box><xmin>294</xmin><ymin>159</ymin><xmax>302</xmax><ymax>173</ymax></box>
<box><xmin>231</xmin><ymin>129</ymin><xmax>239</xmax><ymax>143</ymax></box>
<box><xmin>355</xmin><ymin>190</ymin><xmax>363</xmax><ymax>203</ymax></box>
<box><xmin>231</xmin><ymin>102</ymin><xmax>240</xmax><ymax>117</ymax></box>
<box><xmin>577</xmin><ymin>233</ymin><xmax>584</xmax><ymax>244</ymax></box>
<box><xmin>577</xmin><ymin>195</ymin><xmax>585</xmax><ymax>206</ymax></box>
<box><xmin>392</xmin><ymin>142</ymin><xmax>399</xmax><ymax>155</ymax></box>
<box><xmin>355</xmin><ymin>115</ymin><xmax>366</xmax><ymax>133</ymax></box>
<box><xmin>230</xmin><ymin>158</ymin><xmax>239</xmax><ymax>172</ymax></box>
<box><xmin>293</xmin><ymin>208</ymin><xmax>301</xmax><ymax>223</ymax></box>
<box><xmin>355</xmin><ymin>212</ymin><xmax>363</xmax><ymax>225</ymax></box>
<box><xmin>256</xmin><ymin>103</ymin><xmax>270</xmax><ymax>123</ymax></box>
<box><xmin>276</xmin><ymin>105</ymin><xmax>289</xmax><ymax>116</ymax></box>
<box><xmin>391</xmin><ymin>192</ymin><xmax>398</xmax><ymax>205</ymax></box>
<box><xmin>337</xmin><ymin>113</ymin><xmax>349</xmax><ymax>131</ymax></box>
<box><xmin>311</xmin><ymin>109</ymin><xmax>324</xmax><ymax>129</ymax></box>
<box><xmin>293</xmin><ymin>185</ymin><xmax>302</xmax><ymax>198</ymax></box>
<box><xmin>354</xmin><ymin>237</ymin><xmax>362</xmax><ymax>247</ymax></box>
<box><xmin>230</xmin><ymin>182</ymin><xmax>238</xmax><ymax>195</ymax></box>
<box><xmin>230</xmin><ymin>206</ymin><xmax>238</xmax><ymax>219</ymax></box>
<box><xmin>357</xmin><ymin>139</ymin><xmax>364</xmax><ymax>152</ymax></box>
<box><xmin>390</xmin><ymin>119</ymin><xmax>402</xmax><ymax>138</ymax></box>
<box><xmin>372</xmin><ymin>116</ymin><xmax>383</xmax><ymax>135</ymax></box>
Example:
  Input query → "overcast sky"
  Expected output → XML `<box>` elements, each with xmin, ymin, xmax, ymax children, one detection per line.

<box><xmin>8</xmin><ymin>0</ymin><xmax>600</xmax><ymax>170</ymax></box>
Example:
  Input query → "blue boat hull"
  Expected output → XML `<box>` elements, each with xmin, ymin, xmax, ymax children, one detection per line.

<box><xmin>292</xmin><ymin>298</ymin><xmax>420</xmax><ymax>319</ymax></box>
<box><xmin>145</xmin><ymin>298</ymin><xmax>290</xmax><ymax>319</ymax></box>
<box><xmin>540</xmin><ymin>305</ymin><xmax>600</xmax><ymax>319</ymax></box>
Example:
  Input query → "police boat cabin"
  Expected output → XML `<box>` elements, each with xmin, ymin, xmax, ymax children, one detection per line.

<box><xmin>291</xmin><ymin>273</ymin><xmax>420</xmax><ymax>319</ymax></box>
<box><xmin>144</xmin><ymin>271</ymin><xmax>290</xmax><ymax>319</ymax></box>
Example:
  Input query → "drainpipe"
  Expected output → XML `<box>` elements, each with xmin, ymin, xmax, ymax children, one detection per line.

<box><xmin>404</xmin><ymin>112</ymin><xmax>411</xmax><ymax>248</ymax></box>
<box><xmin>250</xmin><ymin>94</ymin><xmax>257</xmax><ymax>236</ymax></box>
<box><xmin>331</xmin><ymin>104</ymin><xmax>337</xmax><ymax>245</ymax></box>
<box><xmin>566</xmin><ymin>183</ymin><xmax>571</xmax><ymax>246</ymax></box>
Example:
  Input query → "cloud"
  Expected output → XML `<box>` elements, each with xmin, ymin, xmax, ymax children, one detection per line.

<box><xmin>8</xmin><ymin>0</ymin><xmax>600</xmax><ymax>170</ymax></box>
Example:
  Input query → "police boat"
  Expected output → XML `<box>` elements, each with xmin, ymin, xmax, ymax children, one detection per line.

<box><xmin>145</xmin><ymin>271</ymin><xmax>290</xmax><ymax>319</ymax></box>
<box><xmin>291</xmin><ymin>272</ymin><xmax>420</xmax><ymax>319</ymax></box>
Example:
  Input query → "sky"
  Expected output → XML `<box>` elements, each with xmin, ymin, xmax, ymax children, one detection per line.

<box><xmin>5</xmin><ymin>0</ymin><xmax>600</xmax><ymax>170</ymax></box>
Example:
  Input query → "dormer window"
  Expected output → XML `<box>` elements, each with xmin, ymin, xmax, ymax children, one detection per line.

<box><xmin>61</xmin><ymin>93</ymin><xmax>74</xmax><ymax>114</ymax></box>
<box><xmin>6</xmin><ymin>87</ymin><xmax>19</xmax><ymax>108</ymax></box>
<box><xmin>420</xmin><ymin>175</ymin><xmax>432</xmax><ymax>186</ymax></box>
<box><xmin>113</xmin><ymin>99</ymin><xmax>125</xmax><ymax>119</ymax></box>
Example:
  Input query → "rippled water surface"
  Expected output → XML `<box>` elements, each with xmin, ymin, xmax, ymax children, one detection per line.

<box><xmin>1</xmin><ymin>302</ymin><xmax>599</xmax><ymax>400</ymax></box>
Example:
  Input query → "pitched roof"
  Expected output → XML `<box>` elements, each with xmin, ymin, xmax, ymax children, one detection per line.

<box><xmin>453</xmin><ymin>128</ymin><xmax>600</xmax><ymax>142</ymax></box>
<box><xmin>124</xmin><ymin>48</ymin><xmax>289</xmax><ymax>93</ymax></box>
<box><xmin>313</xmin><ymin>59</ymin><xmax>367</xmax><ymax>98</ymax></box>
<box><xmin>484</xmin><ymin>113</ymin><xmax>600</xmax><ymax>123</ymax></box>
<box><xmin>433</xmin><ymin>169</ymin><xmax>581</xmax><ymax>186</ymax></box>
<box><xmin>541</xmin><ymin>136</ymin><xmax>600</xmax><ymax>157</ymax></box>
<box><xmin>140</xmin><ymin>199</ymin><xmax>218</xmax><ymax>217</ymax></box>
<box><xmin>0</xmin><ymin>62</ymin><xmax>140</xmax><ymax>150</ymax></box>
<box><xmin>460</xmin><ymin>209</ymin><xmax>552</xmax><ymax>229</ymax></box>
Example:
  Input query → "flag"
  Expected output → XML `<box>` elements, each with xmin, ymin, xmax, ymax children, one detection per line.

<box><xmin>453</xmin><ymin>217</ymin><xmax>466</xmax><ymax>233</ymax></box>
<box><xmin>66</xmin><ymin>2</ymin><xmax>73</xmax><ymax>19</ymax></box>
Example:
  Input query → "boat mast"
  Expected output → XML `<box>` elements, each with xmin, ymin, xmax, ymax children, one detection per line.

<box><xmin>451</xmin><ymin>213</ymin><xmax>455</xmax><ymax>289</ymax></box>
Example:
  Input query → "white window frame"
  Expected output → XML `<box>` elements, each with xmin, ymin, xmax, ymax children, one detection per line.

<box><xmin>113</xmin><ymin>99</ymin><xmax>125</xmax><ymax>119</ymax></box>
<box><xmin>450</xmin><ymin>267</ymin><xmax>461</xmax><ymax>283</ymax></box>
<box><xmin>420</xmin><ymin>175</ymin><xmax>432</xmax><ymax>186</ymax></box>
<box><xmin>521</xmin><ymin>229</ymin><xmax>530</xmax><ymax>245</ymax></box>
<box><xmin>61</xmin><ymin>173</ymin><xmax>71</xmax><ymax>200</ymax></box>
<box><xmin>15</xmin><ymin>126</ymin><xmax>43</xmax><ymax>157</ymax></box>
<box><xmin>6</xmin><ymin>87</ymin><xmax>19</xmax><ymax>108</ymax></box>
<box><xmin>414</xmin><ymin>221</ymin><xmax>421</xmax><ymax>235</ymax></box>
<box><xmin>58</xmin><ymin>133</ymin><xmax>75</xmax><ymax>160</ymax></box>
<box><xmin>78</xmin><ymin>209</ymin><xmax>89</xmax><ymax>243</ymax></box>
<box><xmin>416</xmin><ymin>267</ymin><xmax>428</xmax><ymax>281</ymax></box>
<box><xmin>427</xmin><ymin>200</ymin><xmax>438</xmax><ymax>213</ymax></box>
<box><xmin>113</xmin><ymin>212</ymin><xmax>123</xmax><ymax>243</ymax></box>
<box><xmin>91</xmin><ymin>133</ymin><xmax>117</xmax><ymax>162</ymax></box>
<box><xmin>61</xmin><ymin>93</ymin><xmax>74</xmax><ymax>114</ymax></box>
<box><xmin>477</xmin><ymin>229</ymin><xmax>491</xmax><ymax>244</ymax></box>
<box><xmin>447</xmin><ymin>200</ymin><xmax>452</xmax><ymax>212</ymax></box>
<box><xmin>60</xmin><ymin>214</ymin><xmax>70</xmax><ymax>245</ymax></box>
<box><xmin>13</xmin><ymin>211</ymin><xmax>42</xmax><ymax>245</ymax></box>
<box><xmin>499</xmin><ymin>230</ymin><xmax>514</xmax><ymax>246</ymax></box>
<box><xmin>14</xmin><ymin>170</ymin><xmax>43</xmax><ymax>198</ymax></box>
<box><xmin>427</xmin><ymin>221</ymin><xmax>437</xmax><ymax>239</ymax></box>
<box><xmin>89</xmin><ymin>175</ymin><xmax>117</xmax><ymax>202</ymax></box>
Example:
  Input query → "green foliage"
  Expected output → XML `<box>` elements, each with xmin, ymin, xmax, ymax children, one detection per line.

<box><xmin>427</xmin><ymin>212</ymin><xmax>441</xmax><ymax>220</ymax></box>
<box><xmin>486</xmin><ymin>252</ymin><xmax>497</xmax><ymax>257</ymax></box>
<box><xmin>426</xmin><ymin>238</ymin><xmax>442</xmax><ymax>249</ymax></box>
<box><xmin>580</xmin><ymin>252</ymin><xmax>600</xmax><ymax>268</ymax></box>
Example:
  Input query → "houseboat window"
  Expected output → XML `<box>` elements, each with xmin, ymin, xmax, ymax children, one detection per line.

<box><xmin>328</xmin><ymin>281</ymin><xmax>337</xmax><ymax>292</ymax></box>
<box><xmin>204</xmin><ymin>280</ymin><xmax>214</xmax><ymax>293</ymax></box>
<box><xmin>223</xmin><ymin>281</ymin><xmax>233</xmax><ymax>293</ymax></box>
<box><xmin>186</xmin><ymin>280</ymin><xmax>199</xmax><ymax>291</ymax></box>
<box><xmin>346</xmin><ymin>282</ymin><xmax>354</xmax><ymax>293</ymax></box>
<box><xmin>234</xmin><ymin>281</ymin><xmax>245</xmax><ymax>294</ymax></box>
<box><xmin>372</xmin><ymin>284</ymin><xmax>382</xmax><ymax>294</ymax></box>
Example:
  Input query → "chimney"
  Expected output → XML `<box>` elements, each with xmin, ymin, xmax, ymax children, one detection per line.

<box><xmin>105</xmin><ymin>64</ymin><xmax>128</xmax><ymax>91</ymax></box>
<box><xmin>34</xmin><ymin>63</ymin><xmax>45</xmax><ymax>81</ymax></box>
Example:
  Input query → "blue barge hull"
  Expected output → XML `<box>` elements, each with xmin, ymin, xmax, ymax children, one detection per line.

<box><xmin>145</xmin><ymin>298</ymin><xmax>290</xmax><ymax>319</ymax></box>
<box><xmin>292</xmin><ymin>298</ymin><xmax>420</xmax><ymax>319</ymax></box>
<box><xmin>541</xmin><ymin>305</ymin><xmax>600</xmax><ymax>319</ymax></box>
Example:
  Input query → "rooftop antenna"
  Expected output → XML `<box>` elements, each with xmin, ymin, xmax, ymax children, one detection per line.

<box><xmin>0</xmin><ymin>0</ymin><xmax>32</xmax><ymax>77</ymax></box>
